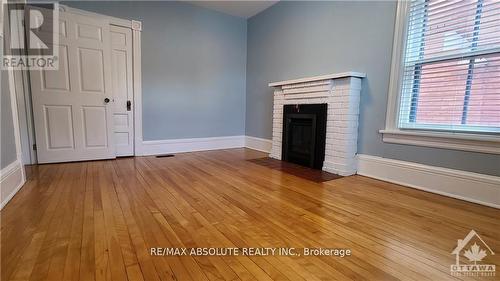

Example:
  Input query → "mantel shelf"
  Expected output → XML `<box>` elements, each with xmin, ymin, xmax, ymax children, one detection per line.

<box><xmin>268</xmin><ymin>71</ymin><xmax>366</xmax><ymax>87</ymax></box>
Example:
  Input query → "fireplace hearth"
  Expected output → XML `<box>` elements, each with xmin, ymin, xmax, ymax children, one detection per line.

<box><xmin>282</xmin><ymin>104</ymin><xmax>327</xmax><ymax>169</ymax></box>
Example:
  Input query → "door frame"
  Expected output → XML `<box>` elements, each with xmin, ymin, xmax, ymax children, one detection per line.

<box><xmin>16</xmin><ymin>5</ymin><xmax>143</xmax><ymax>163</ymax></box>
<box><xmin>8</xmin><ymin>1</ymin><xmax>37</xmax><ymax>165</ymax></box>
<box><xmin>1</xmin><ymin>0</ymin><xmax>27</xmax><ymax>207</ymax></box>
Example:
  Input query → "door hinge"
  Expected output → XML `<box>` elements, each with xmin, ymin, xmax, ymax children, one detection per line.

<box><xmin>33</xmin><ymin>144</ymin><xmax>37</xmax><ymax>151</ymax></box>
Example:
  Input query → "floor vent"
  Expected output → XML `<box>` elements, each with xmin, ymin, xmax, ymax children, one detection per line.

<box><xmin>155</xmin><ymin>154</ymin><xmax>175</xmax><ymax>158</ymax></box>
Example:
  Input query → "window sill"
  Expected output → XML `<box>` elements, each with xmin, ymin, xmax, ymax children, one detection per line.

<box><xmin>379</xmin><ymin>129</ymin><xmax>500</xmax><ymax>154</ymax></box>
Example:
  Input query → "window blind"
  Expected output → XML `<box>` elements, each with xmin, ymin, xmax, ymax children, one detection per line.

<box><xmin>399</xmin><ymin>0</ymin><xmax>500</xmax><ymax>133</ymax></box>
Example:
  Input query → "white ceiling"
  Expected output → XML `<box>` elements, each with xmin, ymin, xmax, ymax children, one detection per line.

<box><xmin>186</xmin><ymin>1</ymin><xmax>279</xmax><ymax>19</ymax></box>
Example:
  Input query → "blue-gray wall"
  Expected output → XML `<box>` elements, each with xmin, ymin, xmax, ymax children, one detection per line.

<box><xmin>65</xmin><ymin>1</ymin><xmax>247</xmax><ymax>140</ymax></box>
<box><xmin>1</xmin><ymin>66</ymin><xmax>18</xmax><ymax>168</ymax></box>
<box><xmin>246</xmin><ymin>1</ymin><xmax>500</xmax><ymax>176</ymax></box>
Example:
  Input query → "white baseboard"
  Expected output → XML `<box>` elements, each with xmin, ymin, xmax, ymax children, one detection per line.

<box><xmin>357</xmin><ymin>154</ymin><xmax>500</xmax><ymax>209</ymax></box>
<box><xmin>1</xmin><ymin>160</ymin><xmax>26</xmax><ymax>210</ymax></box>
<box><xmin>140</xmin><ymin>135</ymin><xmax>246</xmax><ymax>156</ymax></box>
<box><xmin>245</xmin><ymin>136</ymin><xmax>272</xmax><ymax>153</ymax></box>
<box><xmin>140</xmin><ymin>135</ymin><xmax>274</xmax><ymax>156</ymax></box>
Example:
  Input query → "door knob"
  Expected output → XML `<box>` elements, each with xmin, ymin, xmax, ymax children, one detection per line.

<box><xmin>104</xmin><ymin>98</ymin><xmax>110</xmax><ymax>104</ymax></box>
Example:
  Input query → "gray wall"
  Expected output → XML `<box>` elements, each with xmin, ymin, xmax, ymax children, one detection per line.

<box><xmin>1</xmin><ymin>43</ymin><xmax>18</xmax><ymax>169</ymax></box>
<box><xmin>65</xmin><ymin>1</ymin><xmax>247</xmax><ymax>140</ymax></box>
<box><xmin>246</xmin><ymin>1</ymin><xmax>500</xmax><ymax>176</ymax></box>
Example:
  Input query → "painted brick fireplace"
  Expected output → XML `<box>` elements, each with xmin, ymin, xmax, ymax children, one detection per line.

<box><xmin>268</xmin><ymin>72</ymin><xmax>365</xmax><ymax>176</ymax></box>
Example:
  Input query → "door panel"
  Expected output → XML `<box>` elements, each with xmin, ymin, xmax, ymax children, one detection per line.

<box><xmin>112</xmin><ymin>51</ymin><xmax>127</xmax><ymax>95</ymax></box>
<box><xmin>76</xmin><ymin>23</ymin><xmax>103</xmax><ymax>41</ymax></box>
<box><xmin>114</xmin><ymin>132</ymin><xmax>130</xmax><ymax>148</ymax></box>
<box><xmin>59</xmin><ymin>21</ymin><xmax>67</xmax><ymax>37</ymax></box>
<box><xmin>110</xmin><ymin>25</ymin><xmax>134</xmax><ymax>156</ymax></box>
<box><xmin>31</xmin><ymin>11</ymin><xmax>115</xmax><ymax>163</ymax></box>
<box><xmin>78</xmin><ymin>47</ymin><xmax>105</xmax><ymax>92</ymax></box>
<box><xmin>42</xmin><ymin>45</ymin><xmax>70</xmax><ymax>91</ymax></box>
<box><xmin>111</xmin><ymin>31</ymin><xmax>126</xmax><ymax>46</ymax></box>
<box><xmin>113</xmin><ymin>113</ymin><xmax>128</xmax><ymax>127</ymax></box>
<box><xmin>82</xmin><ymin>106</ymin><xmax>108</xmax><ymax>147</ymax></box>
<box><xmin>44</xmin><ymin>105</ymin><xmax>74</xmax><ymax>149</ymax></box>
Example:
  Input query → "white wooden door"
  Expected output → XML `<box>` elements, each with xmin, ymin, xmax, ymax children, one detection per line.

<box><xmin>31</xmin><ymin>12</ymin><xmax>115</xmax><ymax>163</ymax></box>
<box><xmin>110</xmin><ymin>25</ymin><xmax>134</xmax><ymax>156</ymax></box>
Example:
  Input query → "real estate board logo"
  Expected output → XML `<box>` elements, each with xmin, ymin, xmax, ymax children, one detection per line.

<box><xmin>451</xmin><ymin>230</ymin><xmax>495</xmax><ymax>277</ymax></box>
<box><xmin>2</xmin><ymin>3</ymin><xmax>59</xmax><ymax>69</ymax></box>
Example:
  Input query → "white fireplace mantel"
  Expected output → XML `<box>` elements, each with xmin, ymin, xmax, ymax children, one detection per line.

<box><xmin>269</xmin><ymin>72</ymin><xmax>366</xmax><ymax>87</ymax></box>
<box><xmin>269</xmin><ymin>71</ymin><xmax>366</xmax><ymax>176</ymax></box>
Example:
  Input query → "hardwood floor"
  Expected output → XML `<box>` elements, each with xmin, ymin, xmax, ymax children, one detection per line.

<box><xmin>1</xmin><ymin>148</ymin><xmax>499</xmax><ymax>281</ymax></box>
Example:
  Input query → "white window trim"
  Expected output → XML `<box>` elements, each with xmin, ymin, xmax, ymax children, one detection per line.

<box><xmin>381</xmin><ymin>1</ymin><xmax>500</xmax><ymax>155</ymax></box>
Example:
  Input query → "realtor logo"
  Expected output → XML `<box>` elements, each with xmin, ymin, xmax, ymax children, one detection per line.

<box><xmin>2</xmin><ymin>3</ymin><xmax>59</xmax><ymax>69</ymax></box>
<box><xmin>450</xmin><ymin>230</ymin><xmax>496</xmax><ymax>277</ymax></box>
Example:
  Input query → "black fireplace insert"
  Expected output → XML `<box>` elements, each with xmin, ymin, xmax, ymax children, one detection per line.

<box><xmin>282</xmin><ymin>104</ymin><xmax>327</xmax><ymax>169</ymax></box>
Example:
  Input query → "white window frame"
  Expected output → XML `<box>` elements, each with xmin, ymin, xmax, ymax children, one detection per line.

<box><xmin>380</xmin><ymin>1</ymin><xmax>500</xmax><ymax>155</ymax></box>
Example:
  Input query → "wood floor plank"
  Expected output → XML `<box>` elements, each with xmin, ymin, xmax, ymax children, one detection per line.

<box><xmin>110</xmin><ymin>160</ymin><xmax>163</xmax><ymax>281</ymax></box>
<box><xmin>1</xmin><ymin>165</ymin><xmax>64</xmax><ymax>281</ymax></box>
<box><xmin>80</xmin><ymin>162</ymin><xmax>96</xmax><ymax>281</ymax></box>
<box><xmin>2</xmin><ymin>148</ymin><xmax>499</xmax><ymax>281</ymax></box>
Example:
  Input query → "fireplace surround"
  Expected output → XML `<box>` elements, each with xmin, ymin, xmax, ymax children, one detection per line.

<box><xmin>269</xmin><ymin>72</ymin><xmax>365</xmax><ymax>176</ymax></box>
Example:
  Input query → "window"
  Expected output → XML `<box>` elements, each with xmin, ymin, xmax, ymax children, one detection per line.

<box><xmin>382</xmin><ymin>0</ymin><xmax>500</xmax><ymax>153</ymax></box>
<box><xmin>399</xmin><ymin>0</ymin><xmax>500</xmax><ymax>133</ymax></box>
